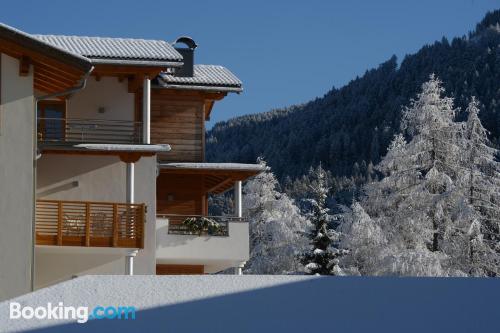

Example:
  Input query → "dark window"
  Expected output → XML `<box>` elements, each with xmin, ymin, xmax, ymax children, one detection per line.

<box><xmin>38</xmin><ymin>100</ymin><xmax>65</xmax><ymax>142</ymax></box>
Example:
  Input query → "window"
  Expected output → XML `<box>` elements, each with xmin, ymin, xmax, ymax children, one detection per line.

<box><xmin>37</xmin><ymin>100</ymin><xmax>66</xmax><ymax>142</ymax></box>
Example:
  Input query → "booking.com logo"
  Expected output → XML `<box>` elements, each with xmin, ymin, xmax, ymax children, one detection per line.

<box><xmin>9</xmin><ymin>302</ymin><xmax>136</xmax><ymax>324</ymax></box>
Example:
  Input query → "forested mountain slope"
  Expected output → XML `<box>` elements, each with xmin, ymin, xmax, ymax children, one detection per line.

<box><xmin>207</xmin><ymin>11</ymin><xmax>500</xmax><ymax>182</ymax></box>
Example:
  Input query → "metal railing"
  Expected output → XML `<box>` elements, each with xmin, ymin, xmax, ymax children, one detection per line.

<box><xmin>37</xmin><ymin>117</ymin><xmax>143</xmax><ymax>144</ymax></box>
<box><xmin>157</xmin><ymin>214</ymin><xmax>247</xmax><ymax>237</ymax></box>
<box><xmin>36</xmin><ymin>199</ymin><xmax>145</xmax><ymax>248</ymax></box>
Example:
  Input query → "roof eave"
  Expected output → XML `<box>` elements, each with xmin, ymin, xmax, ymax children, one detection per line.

<box><xmin>91</xmin><ymin>58</ymin><xmax>184</xmax><ymax>68</ymax></box>
<box><xmin>0</xmin><ymin>23</ymin><xmax>92</xmax><ymax>72</ymax></box>
<box><xmin>158</xmin><ymin>162</ymin><xmax>266</xmax><ymax>173</ymax></box>
<box><xmin>152</xmin><ymin>83</ymin><xmax>243</xmax><ymax>93</ymax></box>
<box><xmin>40</xmin><ymin>143</ymin><xmax>171</xmax><ymax>154</ymax></box>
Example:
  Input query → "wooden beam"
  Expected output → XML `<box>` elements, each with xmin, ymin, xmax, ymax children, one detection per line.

<box><xmin>205</xmin><ymin>177</ymin><xmax>233</xmax><ymax>193</ymax></box>
<box><xmin>112</xmin><ymin>204</ymin><xmax>119</xmax><ymax>247</ymax></box>
<box><xmin>204</xmin><ymin>175</ymin><xmax>225</xmax><ymax>187</ymax></box>
<box><xmin>152</xmin><ymin>88</ymin><xmax>227</xmax><ymax>101</ymax></box>
<box><xmin>204</xmin><ymin>100</ymin><xmax>215</xmax><ymax>121</ymax></box>
<box><xmin>35</xmin><ymin>62</ymin><xmax>81</xmax><ymax>82</ymax></box>
<box><xmin>156</xmin><ymin>264</ymin><xmax>204</xmax><ymax>275</ymax></box>
<box><xmin>119</xmin><ymin>152</ymin><xmax>143</xmax><ymax>163</ymax></box>
<box><xmin>160</xmin><ymin>168</ymin><xmax>259</xmax><ymax>179</ymax></box>
<box><xmin>205</xmin><ymin>92</ymin><xmax>227</xmax><ymax>101</ymax></box>
<box><xmin>57</xmin><ymin>201</ymin><xmax>63</xmax><ymax>246</ymax></box>
<box><xmin>34</xmin><ymin>75</ymin><xmax>68</xmax><ymax>90</ymax></box>
<box><xmin>128</xmin><ymin>74</ymin><xmax>144</xmax><ymax>93</ymax></box>
<box><xmin>34</xmin><ymin>79</ymin><xmax>68</xmax><ymax>94</ymax></box>
<box><xmin>35</xmin><ymin>65</ymin><xmax>77</xmax><ymax>86</ymax></box>
<box><xmin>85</xmin><ymin>202</ymin><xmax>91</xmax><ymax>247</ymax></box>
<box><xmin>19</xmin><ymin>56</ymin><xmax>30</xmax><ymax>76</ymax></box>
<box><xmin>134</xmin><ymin>89</ymin><xmax>143</xmax><ymax>122</ymax></box>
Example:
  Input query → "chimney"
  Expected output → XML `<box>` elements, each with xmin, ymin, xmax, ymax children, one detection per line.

<box><xmin>173</xmin><ymin>36</ymin><xmax>197</xmax><ymax>77</ymax></box>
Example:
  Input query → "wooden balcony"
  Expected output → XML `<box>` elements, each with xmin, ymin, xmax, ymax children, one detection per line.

<box><xmin>36</xmin><ymin>200</ymin><xmax>145</xmax><ymax>248</ymax></box>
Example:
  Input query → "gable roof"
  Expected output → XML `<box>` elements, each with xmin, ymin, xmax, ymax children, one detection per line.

<box><xmin>0</xmin><ymin>21</ymin><xmax>242</xmax><ymax>92</ymax></box>
<box><xmin>156</xmin><ymin>65</ymin><xmax>243</xmax><ymax>92</ymax></box>
<box><xmin>0</xmin><ymin>23</ymin><xmax>92</xmax><ymax>71</ymax></box>
<box><xmin>33</xmin><ymin>35</ymin><xmax>183</xmax><ymax>67</ymax></box>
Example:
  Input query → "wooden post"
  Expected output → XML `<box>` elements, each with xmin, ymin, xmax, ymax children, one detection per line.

<box><xmin>57</xmin><ymin>201</ymin><xmax>63</xmax><ymax>246</ymax></box>
<box><xmin>139</xmin><ymin>204</ymin><xmax>145</xmax><ymax>249</ymax></box>
<box><xmin>113</xmin><ymin>204</ymin><xmax>119</xmax><ymax>247</ymax></box>
<box><xmin>142</xmin><ymin>77</ymin><xmax>150</xmax><ymax>144</ymax></box>
<box><xmin>85</xmin><ymin>202</ymin><xmax>91</xmax><ymax>246</ymax></box>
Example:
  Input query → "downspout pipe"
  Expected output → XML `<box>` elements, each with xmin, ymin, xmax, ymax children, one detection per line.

<box><xmin>30</xmin><ymin>66</ymin><xmax>94</xmax><ymax>291</ymax></box>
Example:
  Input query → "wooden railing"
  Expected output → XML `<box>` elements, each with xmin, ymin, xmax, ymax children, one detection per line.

<box><xmin>37</xmin><ymin>117</ymin><xmax>143</xmax><ymax>145</ymax></box>
<box><xmin>157</xmin><ymin>214</ymin><xmax>247</xmax><ymax>237</ymax></box>
<box><xmin>36</xmin><ymin>200</ymin><xmax>145</xmax><ymax>248</ymax></box>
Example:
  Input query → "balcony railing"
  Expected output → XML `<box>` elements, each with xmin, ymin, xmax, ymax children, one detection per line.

<box><xmin>36</xmin><ymin>200</ymin><xmax>145</xmax><ymax>248</ymax></box>
<box><xmin>157</xmin><ymin>214</ymin><xmax>247</xmax><ymax>237</ymax></box>
<box><xmin>37</xmin><ymin>117</ymin><xmax>143</xmax><ymax>145</ymax></box>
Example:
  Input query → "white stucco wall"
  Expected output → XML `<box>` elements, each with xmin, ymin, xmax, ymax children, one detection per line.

<box><xmin>0</xmin><ymin>54</ymin><xmax>34</xmax><ymax>301</ymax></box>
<box><xmin>156</xmin><ymin>218</ymin><xmax>249</xmax><ymax>273</ymax></box>
<box><xmin>35</xmin><ymin>247</ymin><xmax>127</xmax><ymax>289</ymax></box>
<box><xmin>67</xmin><ymin>76</ymin><xmax>134</xmax><ymax>121</ymax></box>
<box><xmin>36</xmin><ymin>155</ymin><xmax>157</xmax><ymax>287</ymax></box>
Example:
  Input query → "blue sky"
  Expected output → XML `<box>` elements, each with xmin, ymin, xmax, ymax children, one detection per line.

<box><xmin>1</xmin><ymin>0</ymin><xmax>498</xmax><ymax>127</ymax></box>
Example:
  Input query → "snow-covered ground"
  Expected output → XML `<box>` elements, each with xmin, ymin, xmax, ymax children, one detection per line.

<box><xmin>0</xmin><ymin>275</ymin><xmax>498</xmax><ymax>332</ymax></box>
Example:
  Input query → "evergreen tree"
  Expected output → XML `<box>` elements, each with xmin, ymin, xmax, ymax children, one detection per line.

<box><xmin>340</xmin><ymin>202</ymin><xmax>385</xmax><ymax>275</ymax></box>
<box><xmin>244</xmin><ymin>160</ymin><xmax>309</xmax><ymax>274</ymax></box>
<box><xmin>301</xmin><ymin>165</ymin><xmax>345</xmax><ymax>275</ymax></box>
<box><xmin>341</xmin><ymin>77</ymin><xmax>500</xmax><ymax>276</ymax></box>
<box><xmin>458</xmin><ymin>97</ymin><xmax>500</xmax><ymax>275</ymax></box>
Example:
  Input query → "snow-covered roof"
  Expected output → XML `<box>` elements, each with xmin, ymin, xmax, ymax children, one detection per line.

<box><xmin>41</xmin><ymin>143</ymin><xmax>171</xmax><ymax>154</ymax></box>
<box><xmin>159</xmin><ymin>162</ymin><xmax>265</xmax><ymax>172</ymax></box>
<box><xmin>33</xmin><ymin>34</ymin><xmax>183</xmax><ymax>67</ymax></box>
<box><xmin>75</xmin><ymin>143</ymin><xmax>171</xmax><ymax>152</ymax></box>
<box><xmin>156</xmin><ymin>65</ymin><xmax>243</xmax><ymax>92</ymax></box>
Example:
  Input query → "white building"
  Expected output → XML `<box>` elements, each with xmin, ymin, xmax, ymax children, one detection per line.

<box><xmin>0</xmin><ymin>22</ymin><xmax>263</xmax><ymax>301</ymax></box>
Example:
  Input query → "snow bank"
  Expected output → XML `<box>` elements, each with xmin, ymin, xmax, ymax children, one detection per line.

<box><xmin>1</xmin><ymin>275</ymin><xmax>498</xmax><ymax>333</ymax></box>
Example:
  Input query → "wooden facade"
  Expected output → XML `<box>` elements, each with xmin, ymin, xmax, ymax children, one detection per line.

<box><xmin>157</xmin><ymin>167</ymin><xmax>262</xmax><ymax>223</ymax></box>
<box><xmin>151</xmin><ymin>89</ymin><xmax>205</xmax><ymax>162</ymax></box>
<box><xmin>157</xmin><ymin>173</ymin><xmax>207</xmax><ymax>217</ymax></box>
<box><xmin>156</xmin><ymin>264</ymin><xmax>204</xmax><ymax>275</ymax></box>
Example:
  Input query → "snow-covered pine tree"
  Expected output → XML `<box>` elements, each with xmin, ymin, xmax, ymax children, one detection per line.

<box><xmin>457</xmin><ymin>97</ymin><xmax>500</xmax><ymax>275</ymax></box>
<box><xmin>339</xmin><ymin>202</ymin><xmax>386</xmax><ymax>275</ymax></box>
<box><xmin>400</xmin><ymin>74</ymin><xmax>468</xmax><ymax>255</ymax></box>
<box><xmin>244</xmin><ymin>160</ymin><xmax>309</xmax><ymax>274</ymax></box>
<box><xmin>348</xmin><ymin>75</ymin><xmax>494</xmax><ymax>276</ymax></box>
<box><xmin>302</xmin><ymin>165</ymin><xmax>345</xmax><ymax>275</ymax></box>
<box><xmin>342</xmin><ymin>134</ymin><xmax>442</xmax><ymax>275</ymax></box>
